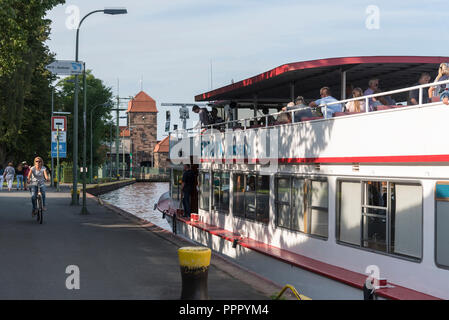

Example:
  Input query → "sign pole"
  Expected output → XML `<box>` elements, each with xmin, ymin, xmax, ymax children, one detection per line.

<box><xmin>45</xmin><ymin>60</ymin><xmax>82</xmax><ymax>204</ymax></box>
<box><xmin>51</xmin><ymin>116</ymin><xmax>67</xmax><ymax>190</ymax></box>
<box><xmin>57</xmin><ymin>126</ymin><xmax>60</xmax><ymax>192</ymax></box>
<box><xmin>81</xmin><ymin>62</ymin><xmax>88</xmax><ymax>214</ymax></box>
<box><xmin>51</xmin><ymin>88</ymin><xmax>54</xmax><ymax>187</ymax></box>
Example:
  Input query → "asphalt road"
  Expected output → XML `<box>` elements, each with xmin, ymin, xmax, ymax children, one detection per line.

<box><xmin>0</xmin><ymin>187</ymin><xmax>269</xmax><ymax>300</ymax></box>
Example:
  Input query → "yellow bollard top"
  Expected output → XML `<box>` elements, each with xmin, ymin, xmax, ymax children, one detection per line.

<box><xmin>178</xmin><ymin>246</ymin><xmax>211</xmax><ymax>268</ymax></box>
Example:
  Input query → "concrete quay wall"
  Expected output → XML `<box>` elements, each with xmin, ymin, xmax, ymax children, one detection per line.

<box><xmin>85</xmin><ymin>179</ymin><xmax>136</xmax><ymax>196</ymax></box>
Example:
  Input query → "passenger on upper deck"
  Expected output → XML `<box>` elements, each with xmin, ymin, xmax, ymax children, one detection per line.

<box><xmin>284</xmin><ymin>96</ymin><xmax>314</xmax><ymax>122</ymax></box>
<box><xmin>428</xmin><ymin>63</ymin><xmax>449</xmax><ymax>104</ymax></box>
<box><xmin>192</xmin><ymin>105</ymin><xmax>212</xmax><ymax>127</ymax></box>
<box><xmin>210</xmin><ymin>107</ymin><xmax>224</xmax><ymax>124</ymax></box>
<box><xmin>364</xmin><ymin>78</ymin><xmax>379</xmax><ymax>111</ymax></box>
<box><xmin>344</xmin><ymin>87</ymin><xmax>366</xmax><ymax>113</ymax></box>
<box><xmin>259</xmin><ymin>107</ymin><xmax>276</xmax><ymax>126</ymax></box>
<box><xmin>308</xmin><ymin>87</ymin><xmax>342</xmax><ymax>118</ymax></box>
<box><xmin>408</xmin><ymin>72</ymin><xmax>431</xmax><ymax>105</ymax></box>
<box><xmin>276</xmin><ymin>103</ymin><xmax>292</xmax><ymax>124</ymax></box>
<box><xmin>364</xmin><ymin>79</ymin><xmax>395</xmax><ymax>110</ymax></box>
<box><xmin>371</xmin><ymin>89</ymin><xmax>390</xmax><ymax>110</ymax></box>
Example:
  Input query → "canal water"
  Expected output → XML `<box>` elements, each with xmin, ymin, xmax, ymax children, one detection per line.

<box><xmin>99</xmin><ymin>182</ymin><xmax>171</xmax><ymax>230</ymax></box>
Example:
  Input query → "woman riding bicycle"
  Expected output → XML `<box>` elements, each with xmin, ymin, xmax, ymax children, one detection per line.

<box><xmin>27</xmin><ymin>156</ymin><xmax>49</xmax><ymax>216</ymax></box>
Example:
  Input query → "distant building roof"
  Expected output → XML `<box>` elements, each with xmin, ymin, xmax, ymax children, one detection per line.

<box><xmin>119</xmin><ymin>126</ymin><xmax>130</xmax><ymax>137</ymax></box>
<box><xmin>154</xmin><ymin>136</ymin><xmax>169</xmax><ymax>153</ymax></box>
<box><xmin>127</xmin><ymin>91</ymin><xmax>158</xmax><ymax>113</ymax></box>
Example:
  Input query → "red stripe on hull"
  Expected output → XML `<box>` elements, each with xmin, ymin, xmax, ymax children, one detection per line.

<box><xmin>200</xmin><ymin>154</ymin><xmax>449</xmax><ymax>164</ymax></box>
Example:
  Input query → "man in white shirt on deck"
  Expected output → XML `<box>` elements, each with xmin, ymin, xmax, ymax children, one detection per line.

<box><xmin>308</xmin><ymin>87</ymin><xmax>342</xmax><ymax>118</ymax></box>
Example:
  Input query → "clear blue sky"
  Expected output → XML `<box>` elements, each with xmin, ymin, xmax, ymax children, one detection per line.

<box><xmin>46</xmin><ymin>0</ymin><xmax>448</xmax><ymax>139</ymax></box>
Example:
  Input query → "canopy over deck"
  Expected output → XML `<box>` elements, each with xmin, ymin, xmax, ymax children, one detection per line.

<box><xmin>195</xmin><ymin>56</ymin><xmax>449</xmax><ymax>103</ymax></box>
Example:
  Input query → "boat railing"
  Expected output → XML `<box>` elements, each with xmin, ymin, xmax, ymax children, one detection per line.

<box><xmin>314</xmin><ymin>78</ymin><xmax>449</xmax><ymax>118</ymax></box>
<box><xmin>172</xmin><ymin>78</ymin><xmax>449</xmax><ymax>136</ymax></box>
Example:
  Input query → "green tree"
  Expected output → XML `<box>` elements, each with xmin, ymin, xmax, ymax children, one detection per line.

<box><xmin>0</xmin><ymin>0</ymin><xmax>65</xmax><ymax>165</ymax></box>
<box><xmin>56</xmin><ymin>71</ymin><xmax>114</xmax><ymax>168</ymax></box>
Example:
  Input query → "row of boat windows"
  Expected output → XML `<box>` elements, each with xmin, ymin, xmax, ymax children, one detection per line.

<box><xmin>170</xmin><ymin>170</ymin><xmax>449</xmax><ymax>267</ymax></box>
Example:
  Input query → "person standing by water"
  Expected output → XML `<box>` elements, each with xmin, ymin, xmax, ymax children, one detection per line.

<box><xmin>16</xmin><ymin>163</ymin><xmax>24</xmax><ymax>190</ymax></box>
<box><xmin>3</xmin><ymin>162</ymin><xmax>15</xmax><ymax>192</ymax></box>
<box><xmin>27</xmin><ymin>156</ymin><xmax>49</xmax><ymax>215</ymax></box>
<box><xmin>181</xmin><ymin>164</ymin><xmax>195</xmax><ymax>219</ymax></box>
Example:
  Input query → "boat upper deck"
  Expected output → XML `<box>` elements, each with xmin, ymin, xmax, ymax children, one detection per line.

<box><xmin>195</xmin><ymin>56</ymin><xmax>449</xmax><ymax>103</ymax></box>
<box><xmin>169</xmin><ymin>78</ymin><xmax>449</xmax><ymax>172</ymax></box>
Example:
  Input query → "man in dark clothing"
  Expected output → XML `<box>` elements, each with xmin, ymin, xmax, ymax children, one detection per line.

<box><xmin>181</xmin><ymin>164</ymin><xmax>195</xmax><ymax>218</ymax></box>
<box><xmin>409</xmin><ymin>72</ymin><xmax>431</xmax><ymax>105</ymax></box>
<box><xmin>192</xmin><ymin>105</ymin><xmax>211</xmax><ymax>127</ymax></box>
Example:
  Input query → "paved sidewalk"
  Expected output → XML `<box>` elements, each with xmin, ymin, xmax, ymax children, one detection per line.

<box><xmin>0</xmin><ymin>187</ymin><xmax>270</xmax><ymax>300</ymax></box>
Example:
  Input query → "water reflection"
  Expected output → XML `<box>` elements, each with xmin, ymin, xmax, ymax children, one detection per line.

<box><xmin>99</xmin><ymin>182</ymin><xmax>171</xmax><ymax>230</ymax></box>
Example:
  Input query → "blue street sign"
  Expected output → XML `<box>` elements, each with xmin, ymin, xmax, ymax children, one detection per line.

<box><xmin>51</xmin><ymin>142</ymin><xmax>67</xmax><ymax>158</ymax></box>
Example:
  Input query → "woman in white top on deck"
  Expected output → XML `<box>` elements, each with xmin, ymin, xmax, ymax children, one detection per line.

<box><xmin>345</xmin><ymin>87</ymin><xmax>366</xmax><ymax>113</ymax></box>
<box><xmin>27</xmin><ymin>156</ymin><xmax>49</xmax><ymax>215</ymax></box>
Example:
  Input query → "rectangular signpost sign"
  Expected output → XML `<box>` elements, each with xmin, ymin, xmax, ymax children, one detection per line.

<box><xmin>46</xmin><ymin>60</ymin><xmax>84</xmax><ymax>75</ymax></box>
<box><xmin>51</xmin><ymin>142</ymin><xmax>67</xmax><ymax>158</ymax></box>
<box><xmin>51</xmin><ymin>116</ymin><xmax>67</xmax><ymax>158</ymax></box>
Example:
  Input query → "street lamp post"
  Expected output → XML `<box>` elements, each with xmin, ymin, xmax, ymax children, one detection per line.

<box><xmin>109</xmin><ymin>122</ymin><xmax>113</xmax><ymax>178</ymax></box>
<box><xmin>71</xmin><ymin>7</ymin><xmax>127</xmax><ymax>209</ymax></box>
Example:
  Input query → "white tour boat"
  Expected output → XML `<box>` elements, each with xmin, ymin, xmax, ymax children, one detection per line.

<box><xmin>157</xmin><ymin>56</ymin><xmax>449</xmax><ymax>300</ymax></box>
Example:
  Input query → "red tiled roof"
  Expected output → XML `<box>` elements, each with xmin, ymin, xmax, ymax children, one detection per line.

<box><xmin>127</xmin><ymin>91</ymin><xmax>158</xmax><ymax>113</ymax></box>
<box><xmin>154</xmin><ymin>136</ymin><xmax>169</xmax><ymax>153</ymax></box>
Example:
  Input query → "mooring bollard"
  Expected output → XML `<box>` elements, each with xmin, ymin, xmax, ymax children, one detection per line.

<box><xmin>178</xmin><ymin>246</ymin><xmax>211</xmax><ymax>300</ymax></box>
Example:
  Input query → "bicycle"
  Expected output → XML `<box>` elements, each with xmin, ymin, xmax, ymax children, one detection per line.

<box><xmin>35</xmin><ymin>184</ymin><xmax>43</xmax><ymax>224</ymax></box>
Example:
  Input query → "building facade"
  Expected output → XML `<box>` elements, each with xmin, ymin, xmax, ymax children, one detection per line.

<box><xmin>153</xmin><ymin>136</ymin><xmax>169</xmax><ymax>169</ymax></box>
<box><xmin>127</xmin><ymin>91</ymin><xmax>158</xmax><ymax>168</ymax></box>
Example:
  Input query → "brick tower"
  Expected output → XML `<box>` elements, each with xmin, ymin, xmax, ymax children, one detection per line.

<box><xmin>127</xmin><ymin>91</ymin><xmax>158</xmax><ymax>168</ymax></box>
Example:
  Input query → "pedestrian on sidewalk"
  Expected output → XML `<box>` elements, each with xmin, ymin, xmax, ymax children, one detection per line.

<box><xmin>3</xmin><ymin>162</ymin><xmax>15</xmax><ymax>192</ymax></box>
<box><xmin>27</xmin><ymin>156</ymin><xmax>49</xmax><ymax>215</ymax></box>
<box><xmin>181</xmin><ymin>164</ymin><xmax>195</xmax><ymax>219</ymax></box>
<box><xmin>16</xmin><ymin>163</ymin><xmax>24</xmax><ymax>190</ymax></box>
<box><xmin>22</xmin><ymin>161</ymin><xmax>30</xmax><ymax>191</ymax></box>
<box><xmin>0</xmin><ymin>165</ymin><xmax>4</xmax><ymax>191</ymax></box>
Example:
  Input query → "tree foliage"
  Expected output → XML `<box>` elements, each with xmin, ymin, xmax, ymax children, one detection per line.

<box><xmin>56</xmin><ymin>71</ymin><xmax>115</xmax><ymax>167</ymax></box>
<box><xmin>0</xmin><ymin>0</ymin><xmax>65</xmax><ymax>166</ymax></box>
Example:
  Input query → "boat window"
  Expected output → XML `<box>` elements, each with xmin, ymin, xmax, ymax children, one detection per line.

<box><xmin>310</xmin><ymin>180</ymin><xmax>329</xmax><ymax>237</ymax></box>
<box><xmin>233</xmin><ymin>173</ymin><xmax>270</xmax><ymax>224</ymax></box>
<box><xmin>245</xmin><ymin>174</ymin><xmax>257</xmax><ymax>220</ymax></box>
<box><xmin>171</xmin><ymin>169</ymin><xmax>183</xmax><ymax>201</ymax></box>
<box><xmin>362</xmin><ymin>181</ymin><xmax>388</xmax><ymax>252</ymax></box>
<box><xmin>199</xmin><ymin>171</ymin><xmax>210</xmax><ymax>211</ymax></box>
<box><xmin>233</xmin><ymin>173</ymin><xmax>245</xmax><ymax>218</ymax></box>
<box><xmin>436</xmin><ymin>182</ymin><xmax>449</xmax><ymax>268</ymax></box>
<box><xmin>338</xmin><ymin>181</ymin><xmax>362</xmax><ymax>245</ymax></box>
<box><xmin>291</xmin><ymin>178</ymin><xmax>305</xmax><ymax>232</ymax></box>
<box><xmin>212</xmin><ymin>171</ymin><xmax>230</xmax><ymax>214</ymax></box>
<box><xmin>337</xmin><ymin>180</ymin><xmax>422</xmax><ymax>260</ymax></box>
<box><xmin>276</xmin><ymin>177</ymin><xmax>291</xmax><ymax>228</ymax></box>
<box><xmin>256</xmin><ymin>175</ymin><xmax>270</xmax><ymax>224</ymax></box>
<box><xmin>275</xmin><ymin>176</ymin><xmax>328</xmax><ymax>238</ymax></box>
<box><xmin>391</xmin><ymin>184</ymin><xmax>422</xmax><ymax>258</ymax></box>
<box><xmin>213</xmin><ymin>172</ymin><xmax>220</xmax><ymax>211</ymax></box>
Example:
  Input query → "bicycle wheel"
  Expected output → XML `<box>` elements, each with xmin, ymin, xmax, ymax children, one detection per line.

<box><xmin>37</xmin><ymin>194</ymin><xmax>43</xmax><ymax>224</ymax></box>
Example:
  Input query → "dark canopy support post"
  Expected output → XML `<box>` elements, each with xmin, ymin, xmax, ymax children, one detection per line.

<box><xmin>341</xmin><ymin>69</ymin><xmax>347</xmax><ymax>100</ymax></box>
<box><xmin>290</xmin><ymin>81</ymin><xmax>295</xmax><ymax>102</ymax></box>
